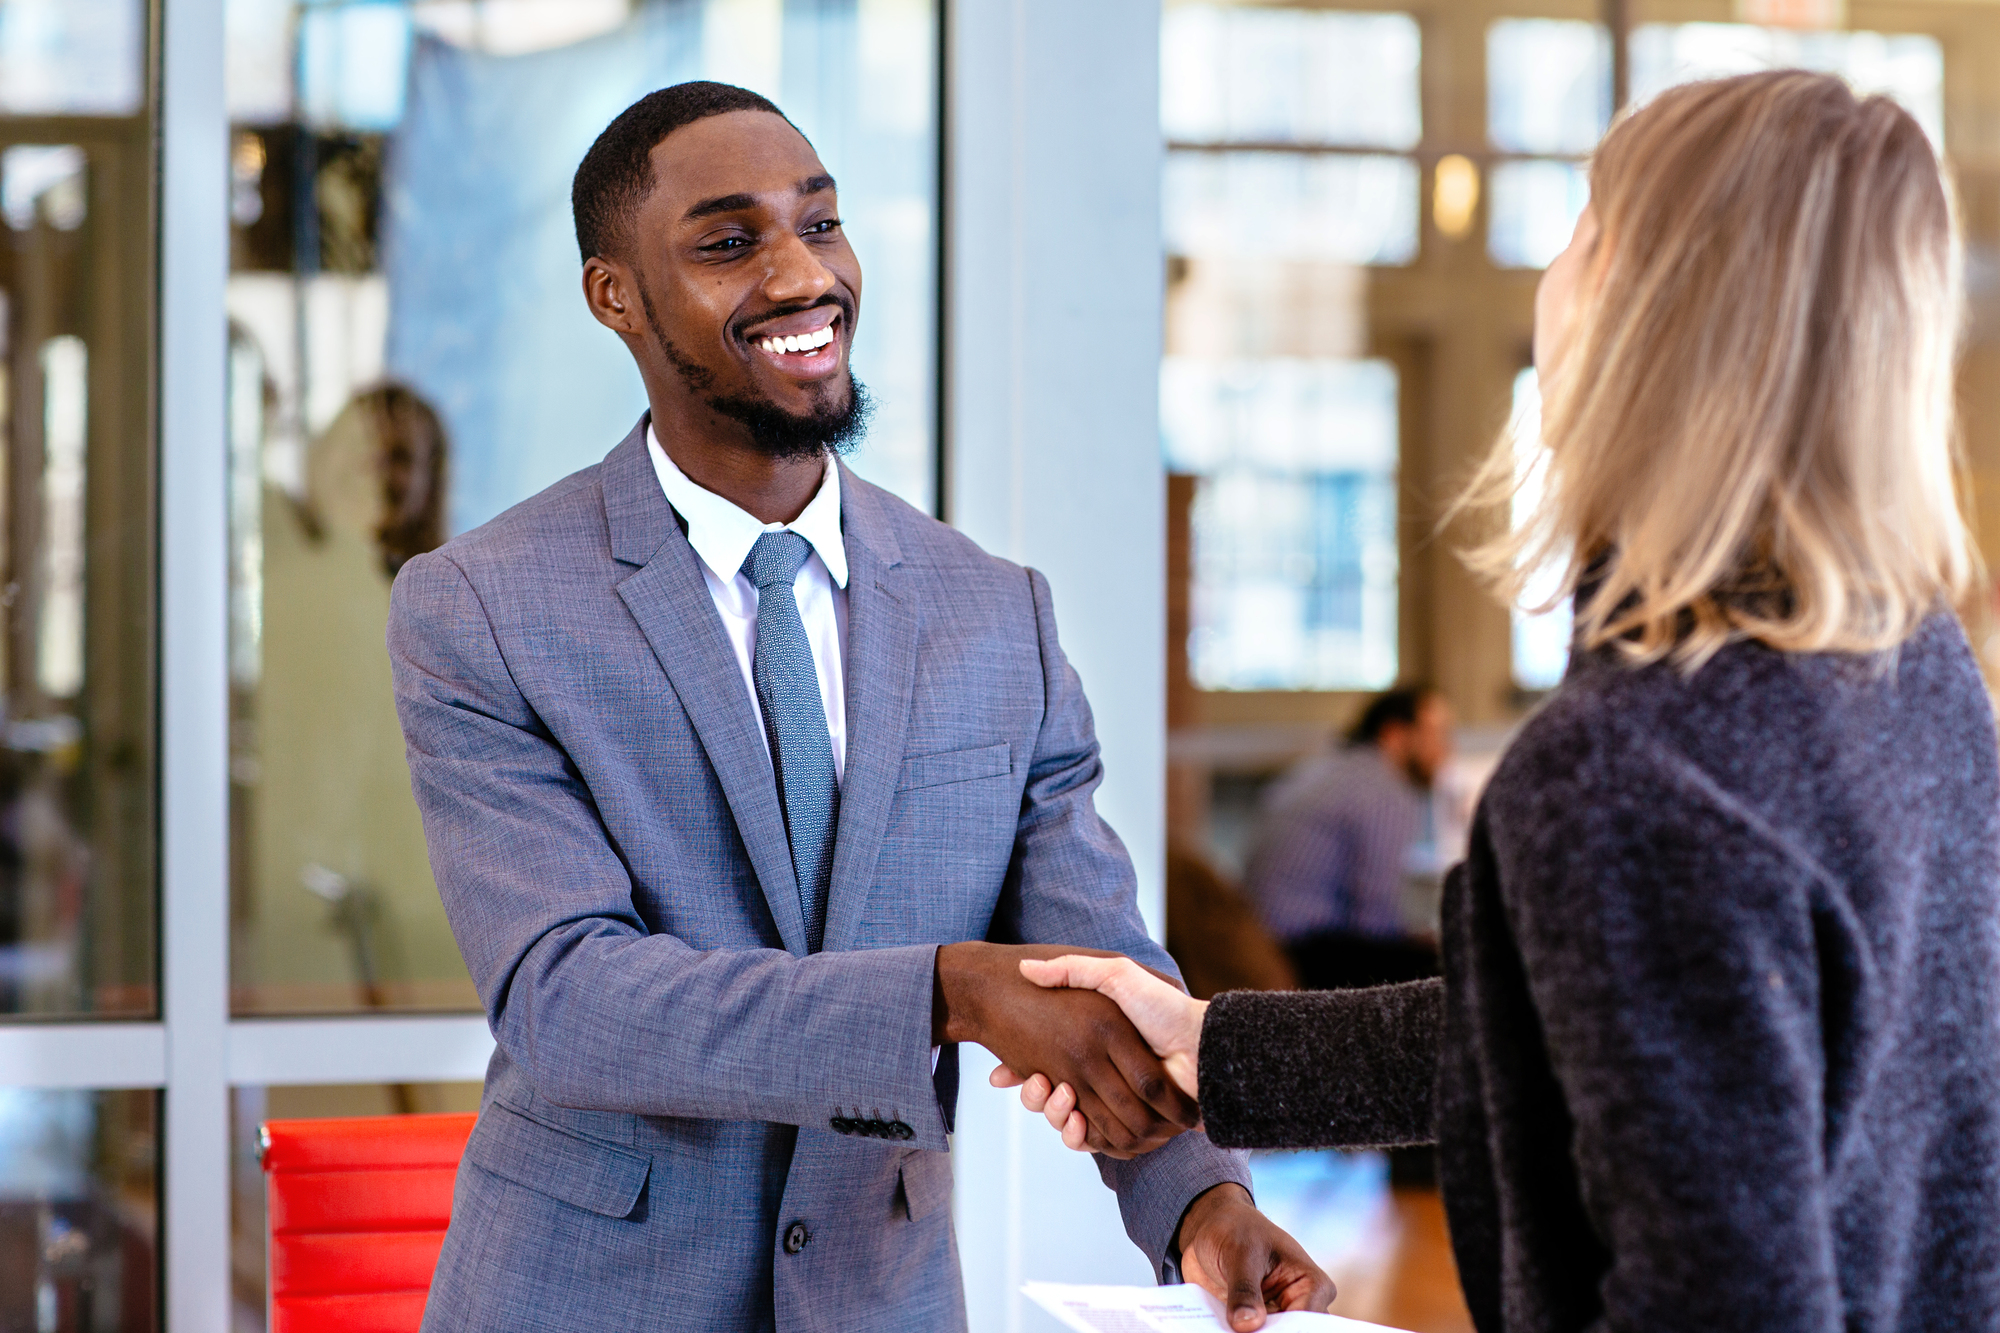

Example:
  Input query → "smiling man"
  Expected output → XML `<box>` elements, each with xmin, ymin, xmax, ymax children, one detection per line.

<box><xmin>388</xmin><ymin>83</ymin><xmax>1330</xmax><ymax>1331</ymax></box>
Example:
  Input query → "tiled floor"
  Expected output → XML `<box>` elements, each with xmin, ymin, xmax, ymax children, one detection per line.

<box><xmin>1247</xmin><ymin>1151</ymin><xmax>1473</xmax><ymax>1333</ymax></box>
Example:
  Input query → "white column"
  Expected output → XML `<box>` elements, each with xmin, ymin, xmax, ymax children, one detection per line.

<box><xmin>160</xmin><ymin>0</ymin><xmax>233</xmax><ymax>1326</ymax></box>
<box><xmin>944</xmin><ymin>2</ymin><xmax>1167</xmax><ymax>1328</ymax></box>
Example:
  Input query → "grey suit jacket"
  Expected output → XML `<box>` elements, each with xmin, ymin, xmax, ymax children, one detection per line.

<box><xmin>389</xmin><ymin>419</ymin><xmax>1250</xmax><ymax>1332</ymax></box>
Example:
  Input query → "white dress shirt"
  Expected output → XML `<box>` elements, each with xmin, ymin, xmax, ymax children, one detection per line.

<box><xmin>646</xmin><ymin>426</ymin><xmax>848</xmax><ymax>783</ymax></box>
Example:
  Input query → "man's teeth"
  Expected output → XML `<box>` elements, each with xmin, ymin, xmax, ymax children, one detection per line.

<box><xmin>758</xmin><ymin>325</ymin><xmax>836</xmax><ymax>355</ymax></box>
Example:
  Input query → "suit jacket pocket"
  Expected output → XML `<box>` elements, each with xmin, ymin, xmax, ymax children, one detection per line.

<box><xmin>896</xmin><ymin>742</ymin><xmax>1012</xmax><ymax>793</ymax></box>
<box><xmin>898</xmin><ymin>1149</ymin><xmax>953</xmax><ymax>1222</ymax></box>
<box><xmin>466</xmin><ymin>1102</ymin><xmax>651</xmax><ymax>1219</ymax></box>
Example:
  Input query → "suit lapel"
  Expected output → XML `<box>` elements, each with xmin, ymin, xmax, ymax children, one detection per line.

<box><xmin>822</xmin><ymin>469</ymin><xmax>918</xmax><ymax>952</ymax></box>
<box><xmin>602</xmin><ymin>421</ymin><xmax>808</xmax><ymax>955</ymax></box>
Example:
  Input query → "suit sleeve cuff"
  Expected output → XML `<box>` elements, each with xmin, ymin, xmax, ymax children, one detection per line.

<box><xmin>1096</xmin><ymin>1130</ymin><xmax>1254</xmax><ymax>1283</ymax></box>
<box><xmin>804</xmin><ymin>942</ymin><xmax>951</xmax><ymax>1150</ymax></box>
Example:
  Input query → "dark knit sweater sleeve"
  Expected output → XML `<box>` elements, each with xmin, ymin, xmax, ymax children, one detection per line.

<box><xmin>1197</xmin><ymin>980</ymin><xmax>1442</xmax><ymax>1150</ymax></box>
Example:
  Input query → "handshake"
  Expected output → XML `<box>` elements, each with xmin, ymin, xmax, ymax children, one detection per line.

<box><xmin>931</xmin><ymin>943</ymin><xmax>1333</xmax><ymax>1327</ymax></box>
<box><xmin>931</xmin><ymin>942</ymin><xmax>1210</xmax><ymax>1158</ymax></box>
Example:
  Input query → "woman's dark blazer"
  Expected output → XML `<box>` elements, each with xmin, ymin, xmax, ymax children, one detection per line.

<box><xmin>1198</xmin><ymin>613</ymin><xmax>2000</xmax><ymax>1333</ymax></box>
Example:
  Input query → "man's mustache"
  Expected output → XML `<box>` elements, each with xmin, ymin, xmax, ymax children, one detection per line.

<box><xmin>734</xmin><ymin>294</ymin><xmax>853</xmax><ymax>343</ymax></box>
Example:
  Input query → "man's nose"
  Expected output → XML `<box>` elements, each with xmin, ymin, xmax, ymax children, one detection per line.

<box><xmin>762</xmin><ymin>232</ymin><xmax>836</xmax><ymax>306</ymax></box>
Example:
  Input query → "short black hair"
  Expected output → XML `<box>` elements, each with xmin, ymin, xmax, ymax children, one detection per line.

<box><xmin>571</xmin><ymin>81</ymin><xmax>800</xmax><ymax>263</ymax></box>
<box><xmin>1346</xmin><ymin>684</ymin><xmax>1440</xmax><ymax>746</ymax></box>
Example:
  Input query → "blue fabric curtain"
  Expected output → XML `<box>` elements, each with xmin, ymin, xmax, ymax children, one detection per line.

<box><xmin>382</xmin><ymin>4</ymin><xmax>702</xmax><ymax>536</ymax></box>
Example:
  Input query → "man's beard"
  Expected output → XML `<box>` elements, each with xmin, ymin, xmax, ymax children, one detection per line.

<box><xmin>644</xmin><ymin>292</ymin><xmax>874</xmax><ymax>461</ymax></box>
<box><xmin>700</xmin><ymin>374</ymin><xmax>874</xmax><ymax>461</ymax></box>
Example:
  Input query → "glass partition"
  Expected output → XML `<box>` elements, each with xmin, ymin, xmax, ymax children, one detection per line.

<box><xmin>0</xmin><ymin>1088</ymin><xmax>158</xmax><ymax>1332</ymax></box>
<box><xmin>223</xmin><ymin>0</ymin><xmax>941</xmax><ymax>1014</ymax></box>
<box><xmin>0</xmin><ymin>0</ymin><xmax>157</xmax><ymax>1019</ymax></box>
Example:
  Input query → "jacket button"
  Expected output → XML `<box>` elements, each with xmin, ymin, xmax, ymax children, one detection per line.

<box><xmin>889</xmin><ymin>1121</ymin><xmax>914</xmax><ymax>1141</ymax></box>
<box><xmin>783</xmin><ymin>1221</ymin><xmax>810</xmax><ymax>1255</ymax></box>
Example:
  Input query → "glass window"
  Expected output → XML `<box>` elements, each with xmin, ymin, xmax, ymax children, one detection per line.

<box><xmin>0</xmin><ymin>1088</ymin><xmax>158</xmax><ymax>1331</ymax></box>
<box><xmin>1162</xmin><ymin>5</ymin><xmax>1423</xmax><ymax>273</ymax></box>
<box><xmin>1164</xmin><ymin>152</ymin><xmax>1420</xmax><ymax>267</ymax></box>
<box><xmin>0</xmin><ymin>0</ymin><xmax>146</xmax><ymax>117</ymax></box>
<box><xmin>1485</xmin><ymin>20</ymin><xmax>1603</xmax><ymax>271</ymax></box>
<box><xmin>1630</xmin><ymin>24</ymin><xmax>1944</xmax><ymax>144</ymax></box>
<box><xmin>298</xmin><ymin>3</ymin><xmax>417</xmax><ymax>132</ymax></box>
<box><xmin>1163</xmin><ymin>357</ymin><xmax>1400</xmax><ymax>691</ymax></box>
<box><xmin>1162</xmin><ymin>6</ymin><xmax>1422</xmax><ymax>149</ymax></box>
<box><xmin>0</xmin><ymin>0</ymin><xmax>157</xmax><ymax>1018</ymax></box>
<box><xmin>1162</xmin><ymin>5</ymin><xmax>1418</xmax><ymax>697</ymax></box>
<box><xmin>224</xmin><ymin>0</ymin><xmax>941</xmax><ymax>1014</ymax></box>
<box><xmin>1509</xmin><ymin>368</ymin><xmax>1571</xmax><ymax>691</ymax></box>
<box><xmin>1488</xmin><ymin>158</ymin><xmax>1589</xmax><ymax>270</ymax></box>
<box><xmin>1487</xmin><ymin>19</ymin><xmax>1610</xmax><ymax>156</ymax></box>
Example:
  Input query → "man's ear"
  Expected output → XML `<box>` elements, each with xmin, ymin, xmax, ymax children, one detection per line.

<box><xmin>582</xmin><ymin>256</ymin><xmax>644</xmax><ymax>336</ymax></box>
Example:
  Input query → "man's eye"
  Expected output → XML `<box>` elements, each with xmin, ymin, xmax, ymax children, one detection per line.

<box><xmin>701</xmin><ymin>236</ymin><xmax>752</xmax><ymax>253</ymax></box>
<box><xmin>805</xmin><ymin>219</ymin><xmax>841</xmax><ymax>235</ymax></box>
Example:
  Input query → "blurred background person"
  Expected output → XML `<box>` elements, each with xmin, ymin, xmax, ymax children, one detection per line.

<box><xmin>1243</xmin><ymin>684</ymin><xmax>1452</xmax><ymax>990</ymax></box>
<box><xmin>242</xmin><ymin>383</ymin><xmax>454</xmax><ymax>1016</ymax></box>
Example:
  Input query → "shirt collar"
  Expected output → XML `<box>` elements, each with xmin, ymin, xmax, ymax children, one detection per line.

<box><xmin>646</xmin><ymin>424</ymin><xmax>848</xmax><ymax>589</ymax></box>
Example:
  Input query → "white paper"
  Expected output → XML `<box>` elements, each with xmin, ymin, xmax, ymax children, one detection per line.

<box><xmin>1021</xmin><ymin>1282</ymin><xmax>1413</xmax><ymax>1333</ymax></box>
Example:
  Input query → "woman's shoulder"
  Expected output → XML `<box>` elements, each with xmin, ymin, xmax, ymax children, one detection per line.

<box><xmin>1486</xmin><ymin>611</ymin><xmax>1992</xmax><ymax>842</ymax></box>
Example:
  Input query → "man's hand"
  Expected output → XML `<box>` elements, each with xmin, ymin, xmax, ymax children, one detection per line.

<box><xmin>992</xmin><ymin>953</ymin><xmax>1209</xmax><ymax>1151</ymax></box>
<box><xmin>934</xmin><ymin>942</ymin><xmax>1200</xmax><ymax>1158</ymax></box>
<box><xmin>1175</xmin><ymin>1184</ymin><xmax>1335</xmax><ymax>1330</ymax></box>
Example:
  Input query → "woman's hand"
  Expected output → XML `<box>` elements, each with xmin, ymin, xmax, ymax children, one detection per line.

<box><xmin>989</xmin><ymin>953</ymin><xmax>1209</xmax><ymax>1150</ymax></box>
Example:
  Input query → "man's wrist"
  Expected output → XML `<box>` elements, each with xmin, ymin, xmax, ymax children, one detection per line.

<box><xmin>1171</xmin><ymin>1181</ymin><xmax>1253</xmax><ymax>1259</ymax></box>
<box><xmin>932</xmin><ymin>941</ymin><xmax>989</xmax><ymax>1046</ymax></box>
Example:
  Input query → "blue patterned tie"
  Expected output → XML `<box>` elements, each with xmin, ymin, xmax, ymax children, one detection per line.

<box><xmin>742</xmin><ymin>531</ymin><xmax>839</xmax><ymax>953</ymax></box>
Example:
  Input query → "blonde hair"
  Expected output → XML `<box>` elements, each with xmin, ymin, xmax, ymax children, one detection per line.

<box><xmin>1460</xmin><ymin>70</ymin><xmax>1978</xmax><ymax>670</ymax></box>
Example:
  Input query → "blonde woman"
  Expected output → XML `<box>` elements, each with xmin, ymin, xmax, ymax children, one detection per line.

<box><xmin>1003</xmin><ymin>71</ymin><xmax>2000</xmax><ymax>1332</ymax></box>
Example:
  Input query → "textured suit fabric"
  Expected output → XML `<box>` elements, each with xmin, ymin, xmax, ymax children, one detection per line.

<box><xmin>389</xmin><ymin>418</ymin><xmax>1249</xmax><ymax>1332</ymax></box>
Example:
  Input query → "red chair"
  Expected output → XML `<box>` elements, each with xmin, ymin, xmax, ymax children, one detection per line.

<box><xmin>259</xmin><ymin>1113</ymin><xmax>477</xmax><ymax>1333</ymax></box>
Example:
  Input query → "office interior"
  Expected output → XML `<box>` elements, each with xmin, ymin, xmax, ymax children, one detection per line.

<box><xmin>0</xmin><ymin>0</ymin><xmax>1996</xmax><ymax>1329</ymax></box>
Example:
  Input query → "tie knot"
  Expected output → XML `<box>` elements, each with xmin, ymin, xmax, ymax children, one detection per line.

<box><xmin>742</xmin><ymin>529</ymin><xmax>814</xmax><ymax>590</ymax></box>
